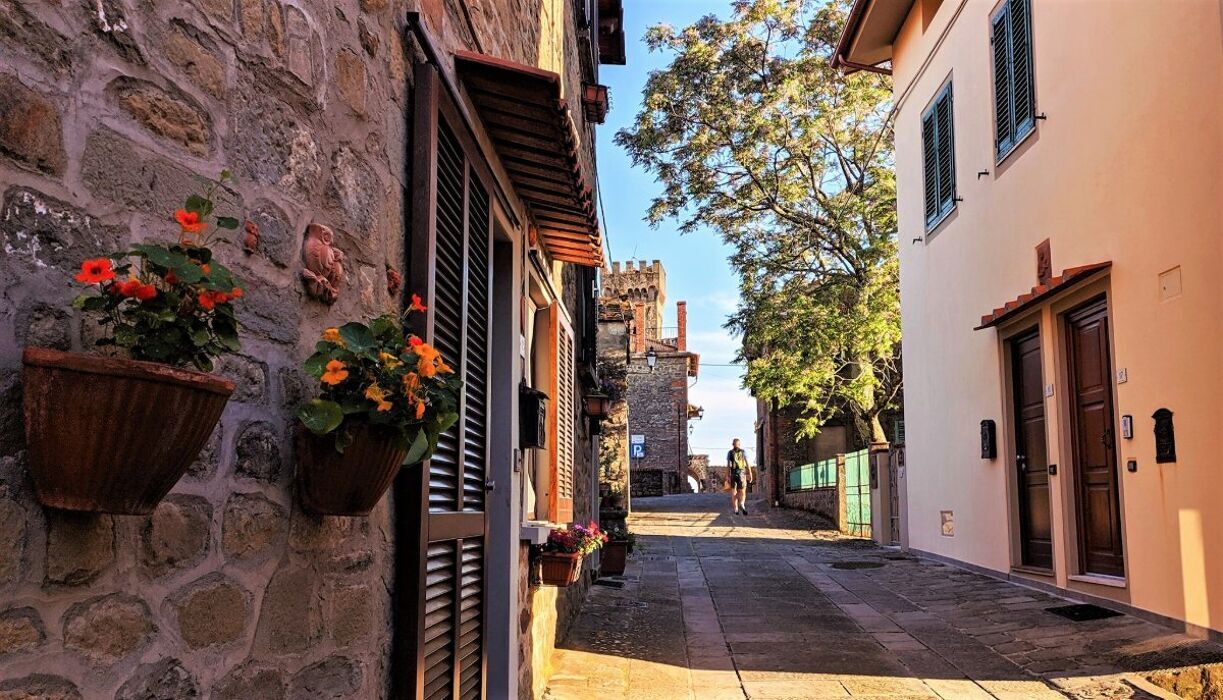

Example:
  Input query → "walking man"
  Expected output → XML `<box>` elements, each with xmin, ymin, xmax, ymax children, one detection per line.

<box><xmin>727</xmin><ymin>438</ymin><xmax>754</xmax><ymax>515</ymax></box>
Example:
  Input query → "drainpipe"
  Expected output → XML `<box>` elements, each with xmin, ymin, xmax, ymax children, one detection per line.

<box><xmin>771</xmin><ymin>399</ymin><xmax>781</xmax><ymax>508</ymax></box>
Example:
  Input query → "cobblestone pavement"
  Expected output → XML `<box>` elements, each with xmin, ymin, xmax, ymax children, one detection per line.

<box><xmin>544</xmin><ymin>493</ymin><xmax>1223</xmax><ymax>699</ymax></box>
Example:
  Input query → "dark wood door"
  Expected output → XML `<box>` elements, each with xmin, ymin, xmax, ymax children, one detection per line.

<box><xmin>394</xmin><ymin>64</ymin><xmax>490</xmax><ymax>700</ymax></box>
<box><xmin>1067</xmin><ymin>298</ymin><xmax>1124</xmax><ymax>577</ymax></box>
<box><xmin>1011</xmin><ymin>330</ymin><xmax>1052</xmax><ymax>570</ymax></box>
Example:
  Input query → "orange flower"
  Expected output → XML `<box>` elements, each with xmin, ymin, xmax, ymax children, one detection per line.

<box><xmin>201</xmin><ymin>263</ymin><xmax>212</xmax><ymax>274</ymax></box>
<box><xmin>230</xmin><ymin>287</ymin><xmax>243</xmax><ymax>299</ymax></box>
<box><xmin>407</xmin><ymin>335</ymin><xmax>424</xmax><ymax>348</ymax></box>
<box><xmin>75</xmin><ymin>258</ymin><xmax>116</xmax><ymax>284</ymax></box>
<box><xmin>402</xmin><ymin>372</ymin><xmax>421</xmax><ymax>396</ymax></box>
<box><xmin>321</xmin><ymin>327</ymin><xmax>344</xmax><ymax>345</ymax></box>
<box><xmin>117</xmin><ymin>277</ymin><xmax>142</xmax><ymax>298</ymax></box>
<box><xmin>175</xmin><ymin>209</ymin><xmax>206</xmax><ymax>234</ymax></box>
<box><xmin>415</xmin><ymin>399</ymin><xmax>426</xmax><ymax>419</ymax></box>
<box><xmin>364</xmin><ymin>383</ymin><xmax>393</xmax><ymax>412</ymax></box>
<box><xmin>409</xmin><ymin>294</ymin><xmax>428</xmax><ymax>312</ymax></box>
<box><xmin>379</xmin><ymin>351</ymin><xmax>401</xmax><ymax>369</ymax></box>
<box><xmin>134</xmin><ymin>283</ymin><xmax>157</xmax><ymax>302</ymax></box>
<box><xmin>197</xmin><ymin>291</ymin><xmax>217</xmax><ymax>311</ymax></box>
<box><xmin>321</xmin><ymin>359</ymin><xmax>349</xmax><ymax>385</ymax></box>
<box><xmin>418</xmin><ymin>356</ymin><xmax>438</xmax><ymax>378</ymax></box>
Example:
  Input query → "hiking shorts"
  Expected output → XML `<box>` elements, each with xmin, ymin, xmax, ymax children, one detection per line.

<box><xmin>730</xmin><ymin>473</ymin><xmax>745</xmax><ymax>490</ymax></box>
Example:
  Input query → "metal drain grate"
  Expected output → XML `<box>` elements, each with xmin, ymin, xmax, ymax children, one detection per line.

<box><xmin>831</xmin><ymin>561</ymin><xmax>885</xmax><ymax>570</ymax></box>
<box><xmin>1046</xmin><ymin>603</ymin><xmax>1122</xmax><ymax>622</ymax></box>
<box><xmin>594</xmin><ymin>579</ymin><xmax>625</xmax><ymax>588</ymax></box>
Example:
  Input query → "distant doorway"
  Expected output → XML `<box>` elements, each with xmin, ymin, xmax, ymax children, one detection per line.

<box><xmin>1010</xmin><ymin>329</ymin><xmax>1052</xmax><ymax>570</ymax></box>
<box><xmin>1066</xmin><ymin>298</ymin><xmax>1124</xmax><ymax>578</ymax></box>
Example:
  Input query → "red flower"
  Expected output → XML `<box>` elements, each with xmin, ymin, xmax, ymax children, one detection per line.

<box><xmin>175</xmin><ymin>209</ymin><xmax>206</xmax><ymax>234</ymax></box>
<box><xmin>133</xmin><ymin>283</ymin><xmax>158</xmax><ymax>302</ymax></box>
<box><xmin>116</xmin><ymin>278</ymin><xmax>143</xmax><ymax>298</ymax></box>
<box><xmin>197</xmin><ymin>292</ymin><xmax>217</xmax><ymax>310</ymax></box>
<box><xmin>230</xmin><ymin>287</ymin><xmax>243</xmax><ymax>299</ymax></box>
<box><xmin>164</xmin><ymin>271</ymin><xmax>179</xmax><ymax>285</ymax></box>
<box><xmin>407</xmin><ymin>335</ymin><xmax>424</xmax><ymax>348</ymax></box>
<box><xmin>409</xmin><ymin>294</ymin><xmax>428</xmax><ymax>312</ymax></box>
<box><xmin>75</xmin><ymin>258</ymin><xmax>116</xmax><ymax>284</ymax></box>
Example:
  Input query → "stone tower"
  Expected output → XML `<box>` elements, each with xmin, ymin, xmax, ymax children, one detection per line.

<box><xmin>600</xmin><ymin>260</ymin><xmax>666</xmax><ymax>345</ymax></box>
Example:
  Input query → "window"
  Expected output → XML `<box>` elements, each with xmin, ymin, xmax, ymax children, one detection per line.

<box><xmin>992</xmin><ymin>0</ymin><xmax>1036</xmax><ymax>159</ymax></box>
<box><xmin>548</xmin><ymin>304</ymin><xmax>576</xmax><ymax>524</ymax></box>
<box><xmin>922</xmin><ymin>83</ymin><xmax>956</xmax><ymax>230</ymax></box>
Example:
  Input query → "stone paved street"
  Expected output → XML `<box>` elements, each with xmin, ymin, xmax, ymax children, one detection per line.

<box><xmin>545</xmin><ymin>493</ymin><xmax>1223</xmax><ymax>699</ymax></box>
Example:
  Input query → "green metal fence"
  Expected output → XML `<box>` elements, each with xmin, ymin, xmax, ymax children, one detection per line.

<box><xmin>786</xmin><ymin>457</ymin><xmax>837</xmax><ymax>492</ymax></box>
<box><xmin>844</xmin><ymin>448</ymin><xmax>872</xmax><ymax>538</ymax></box>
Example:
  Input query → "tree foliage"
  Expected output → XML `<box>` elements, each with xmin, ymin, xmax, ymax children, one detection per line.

<box><xmin>616</xmin><ymin>0</ymin><xmax>900</xmax><ymax>441</ymax></box>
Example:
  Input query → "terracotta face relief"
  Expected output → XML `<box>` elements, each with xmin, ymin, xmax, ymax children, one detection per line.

<box><xmin>301</xmin><ymin>223</ymin><xmax>346</xmax><ymax>304</ymax></box>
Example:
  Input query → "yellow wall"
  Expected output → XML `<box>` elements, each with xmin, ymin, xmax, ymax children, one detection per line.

<box><xmin>891</xmin><ymin>0</ymin><xmax>1223</xmax><ymax>632</ymax></box>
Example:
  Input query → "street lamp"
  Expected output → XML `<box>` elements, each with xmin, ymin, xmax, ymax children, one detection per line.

<box><xmin>645</xmin><ymin>347</ymin><xmax>657</xmax><ymax>371</ymax></box>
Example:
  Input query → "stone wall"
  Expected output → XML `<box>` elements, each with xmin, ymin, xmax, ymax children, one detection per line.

<box><xmin>0</xmin><ymin>0</ymin><xmax>417</xmax><ymax>695</ymax></box>
<box><xmin>626</xmin><ymin>352</ymin><xmax>690</xmax><ymax>495</ymax></box>
<box><xmin>783</xmin><ymin>487</ymin><xmax>840</xmax><ymax>525</ymax></box>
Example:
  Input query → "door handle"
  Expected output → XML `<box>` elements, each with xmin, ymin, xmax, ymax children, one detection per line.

<box><xmin>1101</xmin><ymin>428</ymin><xmax>1114</xmax><ymax>448</ymax></box>
<box><xmin>1017</xmin><ymin>454</ymin><xmax>1027</xmax><ymax>472</ymax></box>
<box><xmin>485</xmin><ymin>480</ymin><xmax>496</xmax><ymax>492</ymax></box>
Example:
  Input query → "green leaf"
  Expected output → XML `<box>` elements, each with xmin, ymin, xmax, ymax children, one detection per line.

<box><xmin>172</xmin><ymin>262</ymin><xmax>204</xmax><ymax>284</ymax></box>
<box><xmin>404</xmin><ymin>429</ymin><xmax>430</xmax><ymax>465</ymax></box>
<box><xmin>338</xmin><ymin>322</ymin><xmax>376</xmax><ymax>354</ymax></box>
<box><xmin>190</xmin><ymin>328</ymin><xmax>210</xmax><ymax>346</ymax></box>
<box><xmin>298</xmin><ymin>399</ymin><xmax>343</xmax><ymax>435</ymax></box>
<box><xmin>81</xmin><ymin>296</ymin><xmax>109</xmax><ymax>312</ymax></box>
<box><xmin>435</xmin><ymin>411</ymin><xmax>460</xmax><ymax>434</ymax></box>
<box><xmin>303</xmin><ymin>350</ymin><xmax>331</xmax><ymax>378</ymax></box>
<box><xmin>335</xmin><ymin>426</ymin><xmax>353</xmax><ymax>454</ymax></box>
<box><xmin>185</xmin><ymin>194</ymin><xmax>213</xmax><ymax>217</ymax></box>
<box><xmin>215</xmin><ymin>216</ymin><xmax>240</xmax><ymax>230</ymax></box>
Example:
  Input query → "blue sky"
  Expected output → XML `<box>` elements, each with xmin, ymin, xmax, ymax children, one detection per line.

<box><xmin>596</xmin><ymin>1</ymin><xmax>758</xmax><ymax>465</ymax></box>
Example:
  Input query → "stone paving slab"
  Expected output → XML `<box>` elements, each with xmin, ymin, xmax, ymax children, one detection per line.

<box><xmin>544</xmin><ymin>493</ymin><xmax>1223</xmax><ymax>699</ymax></box>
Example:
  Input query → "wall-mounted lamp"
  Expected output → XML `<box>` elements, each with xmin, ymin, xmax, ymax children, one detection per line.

<box><xmin>645</xmin><ymin>347</ymin><xmax>657</xmax><ymax>371</ymax></box>
<box><xmin>582</xmin><ymin>83</ymin><xmax>610</xmax><ymax>124</ymax></box>
<box><xmin>582</xmin><ymin>392</ymin><xmax>611</xmax><ymax>420</ymax></box>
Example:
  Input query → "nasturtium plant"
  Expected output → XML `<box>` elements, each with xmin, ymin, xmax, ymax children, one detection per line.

<box><xmin>72</xmin><ymin>173</ymin><xmax>245</xmax><ymax>372</ymax></box>
<box><xmin>298</xmin><ymin>299</ymin><xmax>463</xmax><ymax>457</ymax></box>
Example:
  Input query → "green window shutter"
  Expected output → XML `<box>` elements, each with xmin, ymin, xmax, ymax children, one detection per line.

<box><xmin>1010</xmin><ymin>0</ymin><xmax>1035</xmax><ymax>138</ymax></box>
<box><xmin>935</xmin><ymin>88</ymin><xmax>955</xmax><ymax>212</ymax></box>
<box><xmin>992</xmin><ymin>5</ymin><xmax>1014</xmax><ymax>156</ymax></box>
<box><xmin>922</xmin><ymin>110</ymin><xmax>939</xmax><ymax>224</ymax></box>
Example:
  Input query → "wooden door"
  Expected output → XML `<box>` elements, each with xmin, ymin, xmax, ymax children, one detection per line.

<box><xmin>394</xmin><ymin>64</ymin><xmax>491</xmax><ymax>700</ymax></box>
<box><xmin>1010</xmin><ymin>330</ymin><xmax>1052</xmax><ymax>570</ymax></box>
<box><xmin>1066</xmin><ymin>298</ymin><xmax>1124</xmax><ymax>577</ymax></box>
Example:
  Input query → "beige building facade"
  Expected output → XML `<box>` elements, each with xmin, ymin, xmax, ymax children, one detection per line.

<box><xmin>838</xmin><ymin>0</ymin><xmax>1223</xmax><ymax>637</ymax></box>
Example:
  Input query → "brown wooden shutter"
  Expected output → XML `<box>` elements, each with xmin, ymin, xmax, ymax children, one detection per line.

<box><xmin>396</xmin><ymin>62</ymin><xmax>490</xmax><ymax>700</ymax></box>
<box><xmin>548</xmin><ymin>305</ymin><xmax>575</xmax><ymax>524</ymax></box>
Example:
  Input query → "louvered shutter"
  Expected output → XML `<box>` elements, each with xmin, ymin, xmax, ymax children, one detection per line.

<box><xmin>935</xmin><ymin>89</ymin><xmax>955</xmax><ymax>216</ymax></box>
<box><xmin>548</xmin><ymin>306</ymin><xmax>575</xmax><ymax>524</ymax></box>
<box><xmin>399</xmin><ymin>63</ymin><xmax>489</xmax><ymax>700</ymax></box>
<box><xmin>1009</xmin><ymin>0</ymin><xmax>1035</xmax><ymax>139</ymax></box>
<box><xmin>922</xmin><ymin>112</ymin><xmax>938</xmax><ymax>225</ymax></box>
<box><xmin>992</xmin><ymin>7</ymin><xmax>1014</xmax><ymax>155</ymax></box>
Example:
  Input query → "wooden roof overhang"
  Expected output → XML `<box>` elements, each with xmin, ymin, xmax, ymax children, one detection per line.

<box><xmin>455</xmin><ymin>51</ymin><xmax>604</xmax><ymax>267</ymax></box>
<box><xmin>975</xmin><ymin>262</ymin><xmax>1111</xmax><ymax>330</ymax></box>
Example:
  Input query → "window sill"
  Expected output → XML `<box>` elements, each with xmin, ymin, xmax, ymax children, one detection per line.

<box><xmin>1068</xmin><ymin>573</ymin><xmax>1127</xmax><ymax>589</ymax></box>
<box><xmin>925</xmin><ymin>203</ymin><xmax>957</xmax><ymax>237</ymax></box>
<box><xmin>520</xmin><ymin>522</ymin><xmax>555</xmax><ymax>545</ymax></box>
<box><xmin>995</xmin><ymin>123</ymin><xmax>1037</xmax><ymax>167</ymax></box>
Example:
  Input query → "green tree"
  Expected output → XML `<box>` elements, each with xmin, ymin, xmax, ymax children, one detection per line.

<box><xmin>616</xmin><ymin>0</ymin><xmax>900</xmax><ymax>443</ymax></box>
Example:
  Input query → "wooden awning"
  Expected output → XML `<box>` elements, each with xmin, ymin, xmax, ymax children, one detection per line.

<box><xmin>975</xmin><ymin>262</ymin><xmax>1111</xmax><ymax>330</ymax></box>
<box><xmin>455</xmin><ymin>51</ymin><xmax>604</xmax><ymax>267</ymax></box>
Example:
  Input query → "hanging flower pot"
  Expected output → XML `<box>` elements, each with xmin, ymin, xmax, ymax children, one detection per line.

<box><xmin>22</xmin><ymin>347</ymin><xmax>234</xmax><ymax>514</ymax></box>
<box><xmin>295</xmin><ymin>305</ymin><xmax>462</xmax><ymax>517</ymax></box>
<box><xmin>25</xmin><ymin>177</ymin><xmax>248</xmax><ymax>515</ymax></box>
<box><xmin>297</xmin><ymin>424</ymin><xmax>411</xmax><ymax>516</ymax></box>
<box><xmin>601</xmin><ymin>540</ymin><xmax>628</xmax><ymax>576</ymax></box>
<box><xmin>539</xmin><ymin>551</ymin><xmax>582</xmax><ymax>587</ymax></box>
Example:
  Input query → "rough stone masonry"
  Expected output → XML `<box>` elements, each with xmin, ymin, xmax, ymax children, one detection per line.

<box><xmin>0</xmin><ymin>0</ymin><xmax>412</xmax><ymax>695</ymax></box>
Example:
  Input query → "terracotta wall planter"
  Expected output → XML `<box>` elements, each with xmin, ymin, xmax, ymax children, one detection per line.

<box><xmin>538</xmin><ymin>551</ymin><xmax>582</xmax><ymax>587</ymax></box>
<box><xmin>22</xmin><ymin>347</ymin><xmax>234</xmax><ymax>515</ymax></box>
<box><xmin>297</xmin><ymin>424</ymin><xmax>409</xmax><ymax>516</ymax></box>
<box><xmin>601</xmin><ymin>540</ymin><xmax>628</xmax><ymax>576</ymax></box>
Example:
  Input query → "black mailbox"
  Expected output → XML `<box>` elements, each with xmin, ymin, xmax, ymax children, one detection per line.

<box><xmin>520</xmin><ymin>383</ymin><xmax>548</xmax><ymax>449</ymax></box>
<box><xmin>981</xmin><ymin>419</ymin><xmax>997</xmax><ymax>460</ymax></box>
